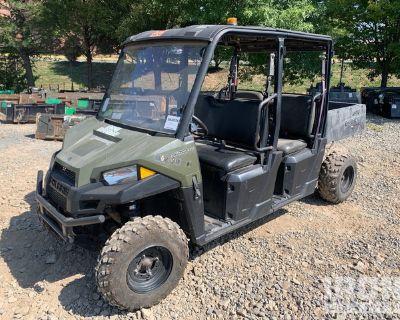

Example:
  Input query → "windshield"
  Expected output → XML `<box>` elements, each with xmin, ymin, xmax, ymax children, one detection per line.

<box><xmin>98</xmin><ymin>42</ymin><xmax>207</xmax><ymax>134</ymax></box>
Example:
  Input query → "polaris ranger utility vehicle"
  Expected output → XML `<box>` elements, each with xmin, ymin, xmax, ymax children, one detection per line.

<box><xmin>36</xmin><ymin>24</ymin><xmax>362</xmax><ymax>310</ymax></box>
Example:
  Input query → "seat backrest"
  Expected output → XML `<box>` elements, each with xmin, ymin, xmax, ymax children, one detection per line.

<box><xmin>235</xmin><ymin>90</ymin><xmax>263</xmax><ymax>101</ymax></box>
<box><xmin>280</xmin><ymin>94</ymin><xmax>315</xmax><ymax>140</ymax></box>
<box><xmin>194</xmin><ymin>95</ymin><xmax>260</xmax><ymax>149</ymax></box>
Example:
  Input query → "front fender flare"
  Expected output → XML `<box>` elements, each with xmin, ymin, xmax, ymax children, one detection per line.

<box><xmin>76</xmin><ymin>174</ymin><xmax>181</xmax><ymax>205</ymax></box>
<box><xmin>118</xmin><ymin>174</ymin><xmax>180</xmax><ymax>203</ymax></box>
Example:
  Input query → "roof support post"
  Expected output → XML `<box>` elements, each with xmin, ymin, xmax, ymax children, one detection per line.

<box><xmin>272</xmin><ymin>37</ymin><xmax>284</xmax><ymax>150</ymax></box>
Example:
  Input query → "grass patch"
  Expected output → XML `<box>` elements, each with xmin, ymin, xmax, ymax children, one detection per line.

<box><xmin>33</xmin><ymin>57</ymin><xmax>400</xmax><ymax>92</ymax></box>
<box><xmin>34</xmin><ymin>60</ymin><xmax>115</xmax><ymax>90</ymax></box>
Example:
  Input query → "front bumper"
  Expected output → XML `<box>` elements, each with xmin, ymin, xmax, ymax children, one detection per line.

<box><xmin>36</xmin><ymin>170</ymin><xmax>105</xmax><ymax>242</ymax></box>
<box><xmin>36</xmin><ymin>169</ymin><xmax>180</xmax><ymax>242</ymax></box>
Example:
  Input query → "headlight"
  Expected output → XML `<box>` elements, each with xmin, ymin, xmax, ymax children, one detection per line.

<box><xmin>102</xmin><ymin>165</ymin><xmax>156</xmax><ymax>185</ymax></box>
<box><xmin>102</xmin><ymin>165</ymin><xmax>138</xmax><ymax>185</ymax></box>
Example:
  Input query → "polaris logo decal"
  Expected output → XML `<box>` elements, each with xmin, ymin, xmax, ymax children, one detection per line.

<box><xmin>50</xmin><ymin>177</ymin><xmax>69</xmax><ymax>196</ymax></box>
<box><xmin>157</xmin><ymin>146</ymin><xmax>194</xmax><ymax>165</ymax></box>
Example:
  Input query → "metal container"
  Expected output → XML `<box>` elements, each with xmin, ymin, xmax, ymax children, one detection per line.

<box><xmin>0</xmin><ymin>103</ymin><xmax>65</xmax><ymax>123</ymax></box>
<box><xmin>35</xmin><ymin>113</ymin><xmax>91</xmax><ymax>140</ymax></box>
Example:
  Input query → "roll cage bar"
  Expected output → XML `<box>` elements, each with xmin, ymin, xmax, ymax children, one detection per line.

<box><xmin>122</xmin><ymin>26</ymin><xmax>334</xmax><ymax>151</ymax></box>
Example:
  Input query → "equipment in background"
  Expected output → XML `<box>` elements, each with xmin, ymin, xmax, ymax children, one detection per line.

<box><xmin>35</xmin><ymin>98</ymin><xmax>101</xmax><ymax>140</ymax></box>
<box><xmin>308</xmin><ymin>60</ymin><xmax>360</xmax><ymax>105</ymax></box>
<box><xmin>0</xmin><ymin>102</ymin><xmax>65</xmax><ymax>123</ymax></box>
<box><xmin>62</xmin><ymin>98</ymin><xmax>102</xmax><ymax>116</ymax></box>
<box><xmin>308</xmin><ymin>83</ymin><xmax>360</xmax><ymax>106</ymax></box>
<box><xmin>361</xmin><ymin>87</ymin><xmax>400</xmax><ymax>118</ymax></box>
<box><xmin>35</xmin><ymin>113</ymin><xmax>92</xmax><ymax>141</ymax></box>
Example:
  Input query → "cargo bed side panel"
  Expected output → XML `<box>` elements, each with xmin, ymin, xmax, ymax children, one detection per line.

<box><xmin>326</xmin><ymin>103</ymin><xmax>366</xmax><ymax>143</ymax></box>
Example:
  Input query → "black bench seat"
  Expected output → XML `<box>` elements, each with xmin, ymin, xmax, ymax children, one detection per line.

<box><xmin>276</xmin><ymin>139</ymin><xmax>307</xmax><ymax>155</ymax></box>
<box><xmin>196</xmin><ymin>144</ymin><xmax>257</xmax><ymax>172</ymax></box>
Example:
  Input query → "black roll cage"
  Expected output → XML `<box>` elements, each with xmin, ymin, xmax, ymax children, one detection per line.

<box><xmin>177</xmin><ymin>28</ymin><xmax>332</xmax><ymax>148</ymax></box>
<box><xmin>121</xmin><ymin>26</ymin><xmax>333</xmax><ymax>153</ymax></box>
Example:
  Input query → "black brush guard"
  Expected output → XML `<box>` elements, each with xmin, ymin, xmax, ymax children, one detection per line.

<box><xmin>35</xmin><ymin>170</ymin><xmax>105</xmax><ymax>243</ymax></box>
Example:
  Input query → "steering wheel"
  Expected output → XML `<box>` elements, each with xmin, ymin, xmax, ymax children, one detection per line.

<box><xmin>191</xmin><ymin>115</ymin><xmax>209</xmax><ymax>136</ymax></box>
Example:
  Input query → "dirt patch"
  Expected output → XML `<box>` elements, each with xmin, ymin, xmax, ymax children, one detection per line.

<box><xmin>0</xmin><ymin>115</ymin><xmax>399</xmax><ymax>319</ymax></box>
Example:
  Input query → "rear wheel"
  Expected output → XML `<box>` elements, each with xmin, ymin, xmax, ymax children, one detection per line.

<box><xmin>96</xmin><ymin>215</ymin><xmax>188</xmax><ymax>311</ymax></box>
<box><xmin>317</xmin><ymin>152</ymin><xmax>357</xmax><ymax>203</ymax></box>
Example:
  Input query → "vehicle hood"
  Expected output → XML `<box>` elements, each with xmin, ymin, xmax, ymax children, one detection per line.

<box><xmin>55</xmin><ymin>118</ymin><xmax>184</xmax><ymax>186</ymax></box>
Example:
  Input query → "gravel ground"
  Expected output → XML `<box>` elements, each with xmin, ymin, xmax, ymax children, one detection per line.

<box><xmin>0</xmin><ymin>114</ymin><xmax>399</xmax><ymax>320</ymax></box>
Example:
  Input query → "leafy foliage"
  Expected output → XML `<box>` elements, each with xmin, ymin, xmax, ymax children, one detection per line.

<box><xmin>0</xmin><ymin>0</ymin><xmax>47</xmax><ymax>88</ymax></box>
<box><xmin>0</xmin><ymin>51</ymin><xmax>27</xmax><ymax>92</ymax></box>
<box><xmin>183</xmin><ymin>0</ymin><xmax>320</xmax><ymax>86</ymax></box>
<box><xmin>2</xmin><ymin>0</ymin><xmax>399</xmax><ymax>92</ymax></box>
<box><xmin>39</xmin><ymin>0</ymin><xmax>125</xmax><ymax>88</ymax></box>
<box><xmin>324</xmin><ymin>0</ymin><xmax>400</xmax><ymax>87</ymax></box>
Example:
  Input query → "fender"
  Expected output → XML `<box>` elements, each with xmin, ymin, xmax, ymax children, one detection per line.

<box><xmin>75</xmin><ymin>174</ymin><xmax>181</xmax><ymax>205</ymax></box>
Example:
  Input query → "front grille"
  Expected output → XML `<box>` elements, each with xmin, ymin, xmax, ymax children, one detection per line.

<box><xmin>53</xmin><ymin>162</ymin><xmax>76</xmax><ymax>185</ymax></box>
<box><xmin>47</xmin><ymin>183</ymin><xmax>67</xmax><ymax>211</ymax></box>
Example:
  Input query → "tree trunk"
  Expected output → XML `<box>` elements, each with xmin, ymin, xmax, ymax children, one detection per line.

<box><xmin>86</xmin><ymin>51</ymin><xmax>93</xmax><ymax>90</ymax></box>
<box><xmin>19</xmin><ymin>47</ymin><xmax>35</xmax><ymax>88</ymax></box>
<box><xmin>380</xmin><ymin>63</ymin><xmax>389</xmax><ymax>88</ymax></box>
<box><xmin>83</xmin><ymin>25</ymin><xmax>94</xmax><ymax>90</ymax></box>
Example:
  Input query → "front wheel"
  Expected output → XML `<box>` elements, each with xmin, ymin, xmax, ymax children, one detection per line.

<box><xmin>96</xmin><ymin>216</ymin><xmax>188</xmax><ymax>311</ymax></box>
<box><xmin>317</xmin><ymin>152</ymin><xmax>357</xmax><ymax>204</ymax></box>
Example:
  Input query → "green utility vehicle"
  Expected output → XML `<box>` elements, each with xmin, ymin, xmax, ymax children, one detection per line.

<box><xmin>36</xmin><ymin>24</ymin><xmax>362</xmax><ymax>310</ymax></box>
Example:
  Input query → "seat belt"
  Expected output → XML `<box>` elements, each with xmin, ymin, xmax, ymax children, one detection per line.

<box><xmin>260</xmin><ymin>53</ymin><xmax>276</xmax><ymax>164</ymax></box>
<box><xmin>265</xmin><ymin>53</ymin><xmax>275</xmax><ymax>97</ymax></box>
<box><xmin>223</xmin><ymin>47</ymin><xmax>239</xmax><ymax>100</ymax></box>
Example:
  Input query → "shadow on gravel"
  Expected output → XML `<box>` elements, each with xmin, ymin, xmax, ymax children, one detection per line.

<box><xmin>366</xmin><ymin>113</ymin><xmax>400</xmax><ymax>125</ymax></box>
<box><xmin>298</xmin><ymin>193</ymin><xmax>331</xmax><ymax>207</ymax></box>
<box><xmin>24</xmin><ymin>133</ymin><xmax>36</xmax><ymax>139</ymax></box>
<box><xmin>0</xmin><ymin>191</ymin><xmax>290</xmax><ymax>317</ymax></box>
<box><xmin>0</xmin><ymin>191</ymin><xmax>117</xmax><ymax>318</ymax></box>
<box><xmin>190</xmin><ymin>208</ymin><xmax>288</xmax><ymax>259</ymax></box>
<box><xmin>0</xmin><ymin>192</ymin><xmax>96</xmax><ymax>289</ymax></box>
<box><xmin>58</xmin><ymin>275</ymin><xmax>129</xmax><ymax>318</ymax></box>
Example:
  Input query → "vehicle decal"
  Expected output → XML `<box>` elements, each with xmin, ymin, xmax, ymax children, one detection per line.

<box><xmin>96</xmin><ymin>125</ymin><xmax>122</xmax><ymax>137</ymax></box>
<box><xmin>157</xmin><ymin>146</ymin><xmax>194</xmax><ymax>165</ymax></box>
<box><xmin>164</xmin><ymin>115</ymin><xmax>181</xmax><ymax>131</ymax></box>
<box><xmin>150</xmin><ymin>30</ymin><xmax>166</xmax><ymax>37</ymax></box>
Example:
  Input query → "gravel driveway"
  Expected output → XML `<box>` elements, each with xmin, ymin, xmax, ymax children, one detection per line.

<box><xmin>0</xmin><ymin>115</ymin><xmax>399</xmax><ymax>320</ymax></box>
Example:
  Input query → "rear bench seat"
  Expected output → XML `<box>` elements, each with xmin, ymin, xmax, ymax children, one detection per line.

<box><xmin>194</xmin><ymin>93</ymin><xmax>315</xmax><ymax>171</ymax></box>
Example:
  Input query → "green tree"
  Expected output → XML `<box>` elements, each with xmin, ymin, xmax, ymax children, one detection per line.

<box><xmin>0</xmin><ymin>50</ymin><xmax>27</xmax><ymax>92</ymax></box>
<box><xmin>180</xmin><ymin>0</ymin><xmax>315</xmax><ymax>31</ymax></box>
<box><xmin>116</xmin><ymin>0</ymin><xmax>188</xmax><ymax>41</ymax></box>
<box><xmin>0</xmin><ymin>0</ymin><xmax>45</xmax><ymax>88</ymax></box>
<box><xmin>41</xmin><ymin>0</ymin><xmax>123</xmax><ymax>89</ymax></box>
<box><xmin>325</xmin><ymin>0</ymin><xmax>400</xmax><ymax>87</ymax></box>
<box><xmin>116</xmin><ymin>0</ymin><xmax>319</xmax><ymax>83</ymax></box>
<box><xmin>187</xmin><ymin>0</ymin><xmax>319</xmax><ymax>82</ymax></box>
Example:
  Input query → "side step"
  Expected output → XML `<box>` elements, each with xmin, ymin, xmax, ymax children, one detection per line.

<box><xmin>204</xmin><ymin>215</ymin><xmax>231</xmax><ymax>235</ymax></box>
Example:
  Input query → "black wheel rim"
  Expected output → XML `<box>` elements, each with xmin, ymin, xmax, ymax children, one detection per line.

<box><xmin>340</xmin><ymin>166</ymin><xmax>354</xmax><ymax>194</ymax></box>
<box><xmin>126</xmin><ymin>246</ymin><xmax>173</xmax><ymax>294</ymax></box>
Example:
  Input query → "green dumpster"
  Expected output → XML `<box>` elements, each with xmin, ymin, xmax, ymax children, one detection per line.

<box><xmin>0</xmin><ymin>90</ymin><xmax>15</xmax><ymax>94</ymax></box>
<box><xmin>46</xmin><ymin>98</ymin><xmax>62</xmax><ymax>104</ymax></box>
<box><xmin>1</xmin><ymin>101</ymin><xmax>12</xmax><ymax>108</ymax></box>
<box><xmin>77</xmin><ymin>99</ymin><xmax>89</xmax><ymax>109</ymax></box>
<box><xmin>65</xmin><ymin>107</ymin><xmax>76</xmax><ymax>115</ymax></box>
